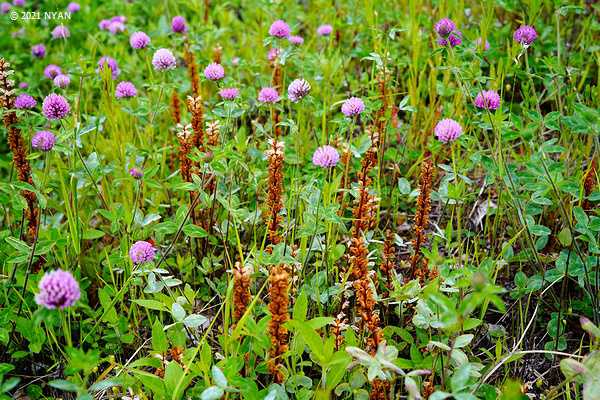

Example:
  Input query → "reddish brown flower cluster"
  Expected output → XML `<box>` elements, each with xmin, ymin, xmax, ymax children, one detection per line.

<box><xmin>176</xmin><ymin>123</ymin><xmax>194</xmax><ymax>183</ymax></box>
<box><xmin>206</xmin><ymin>120</ymin><xmax>220</xmax><ymax>147</ymax></box>
<box><xmin>410</xmin><ymin>156</ymin><xmax>434</xmax><ymax>281</ymax></box>
<box><xmin>348</xmin><ymin>146</ymin><xmax>383</xmax><ymax>354</ymax></box>
<box><xmin>187</xmin><ymin>95</ymin><xmax>205</xmax><ymax>151</ymax></box>
<box><xmin>265</xmin><ymin>139</ymin><xmax>285</xmax><ymax>245</ymax></box>
<box><xmin>267</xmin><ymin>264</ymin><xmax>290</xmax><ymax>383</ymax></box>
<box><xmin>171</xmin><ymin>89</ymin><xmax>181</xmax><ymax>124</ymax></box>
<box><xmin>583</xmin><ymin>157</ymin><xmax>597</xmax><ymax>211</ymax></box>
<box><xmin>0</xmin><ymin>58</ymin><xmax>38</xmax><ymax>239</ymax></box>
<box><xmin>212</xmin><ymin>44</ymin><xmax>222</xmax><ymax>64</ymax></box>
<box><xmin>184</xmin><ymin>45</ymin><xmax>200</xmax><ymax>97</ymax></box>
<box><xmin>232</xmin><ymin>262</ymin><xmax>251</xmax><ymax>322</ymax></box>
<box><xmin>380</xmin><ymin>229</ymin><xmax>397</xmax><ymax>291</ymax></box>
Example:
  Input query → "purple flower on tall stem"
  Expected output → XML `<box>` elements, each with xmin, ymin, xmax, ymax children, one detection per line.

<box><xmin>97</xmin><ymin>56</ymin><xmax>120</xmax><ymax>79</ymax></box>
<box><xmin>129</xmin><ymin>240</ymin><xmax>157</xmax><ymax>264</ymax></box>
<box><xmin>258</xmin><ymin>87</ymin><xmax>280</xmax><ymax>103</ymax></box>
<box><xmin>312</xmin><ymin>145</ymin><xmax>340</xmax><ymax>168</ymax></box>
<box><xmin>1</xmin><ymin>2</ymin><xmax>10</xmax><ymax>13</ymax></box>
<box><xmin>13</xmin><ymin>0</ymin><xmax>24</xmax><ymax>6</ymax></box>
<box><xmin>317</xmin><ymin>24</ymin><xmax>333</xmax><ymax>36</ymax></box>
<box><xmin>474</xmin><ymin>90</ymin><xmax>501</xmax><ymax>110</ymax></box>
<box><xmin>434</xmin><ymin>18</ymin><xmax>456</xmax><ymax>37</ymax></box>
<box><xmin>35</xmin><ymin>269</ymin><xmax>80</xmax><ymax>310</ymax></box>
<box><xmin>19</xmin><ymin>82</ymin><xmax>28</xmax><ymax>89</ymax></box>
<box><xmin>288</xmin><ymin>35</ymin><xmax>304</xmax><ymax>45</ymax></box>
<box><xmin>152</xmin><ymin>49</ymin><xmax>177</xmax><ymax>71</ymax></box>
<box><xmin>269</xmin><ymin>20</ymin><xmax>290</xmax><ymax>38</ymax></box>
<box><xmin>31</xmin><ymin>44</ymin><xmax>46</xmax><ymax>58</ymax></box>
<box><xmin>219</xmin><ymin>87</ymin><xmax>239</xmax><ymax>100</ymax></box>
<box><xmin>267</xmin><ymin>48</ymin><xmax>280</xmax><ymax>62</ymax></box>
<box><xmin>51</xmin><ymin>25</ymin><xmax>70</xmax><ymax>39</ymax></box>
<box><xmin>341</xmin><ymin>97</ymin><xmax>365</xmax><ymax>117</ymax></box>
<box><xmin>44</xmin><ymin>64</ymin><xmax>62</xmax><ymax>79</ymax></box>
<box><xmin>42</xmin><ymin>93</ymin><xmax>70</xmax><ymax>120</ymax></box>
<box><xmin>115</xmin><ymin>81</ymin><xmax>137</xmax><ymax>99</ymax></box>
<box><xmin>14</xmin><ymin>94</ymin><xmax>36</xmax><ymax>109</ymax></box>
<box><xmin>171</xmin><ymin>16</ymin><xmax>187</xmax><ymax>33</ymax></box>
<box><xmin>438</xmin><ymin>31</ymin><xmax>461</xmax><ymax>47</ymax></box>
<box><xmin>513</xmin><ymin>25</ymin><xmax>537</xmax><ymax>46</ymax></box>
<box><xmin>66</xmin><ymin>2</ymin><xmax>80</xmax><ymax>12</ymax></box>
<box><xmin>130</xmin><ymin>31</ymin><xmax>150</xmax><ymax>49</ymax></box>
<box><xmin>31</xmin><ymin>130</ymin><xmax>56</xmax><ymax>151</ymax></box>
<box><xmin>288</xmin><ymin>79</ymin><xmax>311</xmax><ymax>102</ymax></box>
<box><xmin>53</xmin><ymin>74</ymin><xmax>70</xmax><ymax>88</ymax></box>
<box><xmin>204</xmin><ymin>63</ymin><xmax>225</xmax><ymax>80</ymax></box>
<box><xmin>129</xmin><ymin>167</ymin><xmax>143</xmax><ymax>179</ymax></box>
<box><xmin>434</xmin><ymin>118</ymin><xmax>463</xmax><ymax>143</ymax></box>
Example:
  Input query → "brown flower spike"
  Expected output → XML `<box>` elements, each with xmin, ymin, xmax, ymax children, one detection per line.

<box><xmin>232</xmin><ymin>262</ymin><xmax>251</xmax><ymax>322</ymax></box>
<box><xmin>267</xmin><ymin>264</ymin><xmax>290</xmax><ymax>383</ymax></box>
<box><xmin>410</xmin><ymin>155</ymin><xmax>434</xmax><ymax>281</ymax></box>
<box><xmin>265</xmin><ymin>139</ymin><xmax>285</xmax><ymax>245</ymax></box>
<box><xmin>0</xmin><ymin>58</ymin><xmax>38</xmax><ymax>239</ymax></box>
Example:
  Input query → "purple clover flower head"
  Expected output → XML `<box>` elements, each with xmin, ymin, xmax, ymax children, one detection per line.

<box><xmin>108</xmin><ymin>21</ymin><xmax>125</xmax><ymax>34</ymax></box>
<box><xmin>341</xmin><ymin>97</ymin><xmax>365</xmax><ymax>117</ymax></box>
<box><xmin>475</xmin><ymin>37</ymin><xmax>490</xmax><ymax>51</ymax></box>
<box><xmin>1</xmin><ymin>2</ymin><xmax>10</xmax><ymax>13</ymax></box>
<box><xmin>438</xmin><ymin>31</ymin><xmax>461</xmax><ymax>47</ymax></box>
<box><xmin>129</xmin><ymin>240</ymin><xmax>156</xmax><ymax>264</ymax></box>
<box><xmin>288</xmin><ymin>78</ymin><xmax>311</xmax><ymax>102</ymax></box>
<box><xmin>434</xmin><ymin>18</ymin><xmax>456</xmax><ymax>37</ymax></box>
<box><xmin>258</xmin><ymin>87</ymin><xmax>280</xmax><ymax>103</ymax></box>
<box><xmin>19</xmin><ymin>82</ymin><xmax>28</xmax><ymax>89</ymax></box>
<box><xmin>53</xmin><ymin>74</ymin><xmax>70</xmax><ymax>89</ymax></box>
<box><xmin>269</xmin><ymin>20</ymin><xmax>290</xmax><ymax>38</ymax></box>
<box><xmin>129</xmin><ymin>167</ymin><xmax>143</xmax><ymax>179</ymax></box>
<box><xmin>51</xmin><ymin>25</ymin><xmax>70</xmax><ymax>39</ymax></box>
<box><xmin>111</xmin><ymin>15</ymin><xmax>126</xmax><ymax>24</ymax></box>
<box><xmin>514</xmin><ymin>25</ymin><xmax>537</xmax><ymax>46</ymax></box>
<box><xmin>267</xmin><ymin>47</ymin><xmax>280</xmax><ymax>62</ymax></box>
<box><xmin>31</xmin><ymin>44</ymin><xmax>46</xmax><ymax>58</ymax></box>
<box><xmin>219</xmin><ymin>87</ymin><xmax>239</xmax><ymax>100</ymax></box>
<box><xmin>130</xmin><ymin>31</ymin><xmax>150</xmax><ymax>49</ymax></box>
<box><xmin>171</xmin><ymin>16</ymin><xmax>187</xmax><ymax>33</ymax></box>
<box><xmin>474</xmin><ymin>90</ymin><xmax>501</xmax><ymax>110</ymax></box>
<box><xmin>312</xmin><ymin>145</ymin><xmax>340</xmax><ymax>168</ymax></box>
<box><xmin>204</xmin><ymin>63</ymin><xmax>225</xmax><ymax>81</ymax></box>
<box><xmin>13</xmin><ymin>0</ymin><xmax>24</xmax><ymax>6</ymax></box>
<box><xmin>288</xmin><ymin>35</ymin><xmax>304</xmax><ymax>45</ymax></box>
<box><xmin>115</xmin><ymin>81</ymin><xmax>137</xmax><ymax>99</ymax></box>
<box><xmin>97</xmin><ymin>56</ymin><xmax>120</xmax><ymax>80</ymax></box>
<box><xmin>35</xmin><ymin>269</ymin><xmax>80</xmax><ymax>310</ymax></box>
<box><xmin>14</xmin><ymin>94</ymin><xmax>37</xmax><ymax>109</ymax></box>
<box><xmin>42</xmin><ymin>93</ymin><xmax>70</xmax><ymax>120</ymax></box>
<box><xmin>67</xmin><ymin>2</ymin><xmax>80</xmax><ymax>12</ymax></box>
<box><xmin>152</xmin><ymin>48</ymin><xmax>177</xmax><ymax>71</ymax></box>
<box><xmin>434</xmin><ymin>118</ymin><xmax>463</xmax><ymax>143</ymax></box>
<box><xmin>99</xmin><ymin>19</ymin><xmax>110</xmax><ymax>30</ymax></box>
<box><xmin>317</xmin><ymin>24</ymin><xmax>333</xmax><ymax>36</ymax></box>
<box><xmin>31</xmin><ymin>130</ymin><xmax>56</xmax><ymax>151</ymax></box>
<box><xmin>44</xmin><ymin>64</ymin><xmax>62</xmax><ymax>79</ymax></box>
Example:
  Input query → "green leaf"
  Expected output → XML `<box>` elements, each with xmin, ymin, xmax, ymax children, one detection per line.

<box><xmin>152</xmin><ymin>319</ymin><xmax>168</xmax><ymax>353</ymax></box>
<box><xmin>183</xmin><ymin>224</ymin><xmax>209</xmax><ymax>238</ymax></box>
<box><xmin>171</xmin><ymin>303</ymin><xmax>186</xmax><ymax>322</ymax></box>
<box><xmin>453</xmin><ymin>334</ymin><xmax>474</xmax><ymax>348</ymax></box>
<box><xmin>211</xmin><ymin>365</ymin><xmax>227</xmax><ymax>388</ymax></box>
<box><xmin>132</xmin><ymin>299</ymin><xmax>169</xmax><ymax>312</ymax></box>
<box><xmin>293</xmin><ymin>291</ymin><xmax>308</xmax><ymax>322</ymax></box>
<box><xmin>183</xmin><ymin>314</ymin><xmax>208</xmax><ymax>328</ymax></box>
<box><xmin>48</xmin><ymin>380</ymin><xmax>79</xmax><ymax>392</ymax></box>
<box><xmin>201</xmin><ymin>386</ymin><xmax>224</xmax><ymax>400</ymax></box>
<box><xmin>82</xmin><ymin>229</ymin><xmax>105</xmax><ymax>240</ymax></box>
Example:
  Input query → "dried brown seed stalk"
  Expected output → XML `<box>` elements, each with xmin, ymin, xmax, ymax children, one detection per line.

<box><xmin>186</xmin><ymin>95</ymin><xmax>205</xmax><ymax>151</ymax></box>
<box><xmin>0</xmin><ymin>58</ymin><xmax>38</xmax><ymax>239</ymax></box>
<box><xmin>232</xmin><ymin>262</ymin><xmax>251</xmax><ymax>322</ymax></box>
<box><xmin>410</xmin><ymin>156</ymin><xmax>434</xmax><ymax>280</ymax></box>
<box><xmin>265</xmin><ymin>139</ymin><xmax>285</xmax><ymax>245</ymax></box>
<box><xmin>267</xmin><ymin>264</ymin><xmax>290</xmax><ymax>383</ymax></box>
